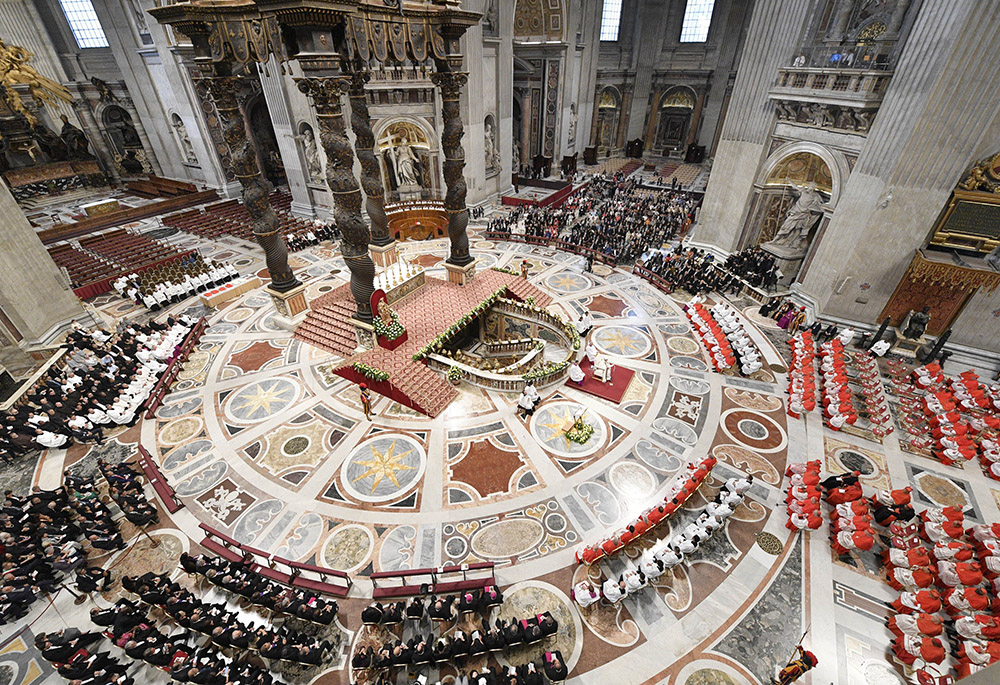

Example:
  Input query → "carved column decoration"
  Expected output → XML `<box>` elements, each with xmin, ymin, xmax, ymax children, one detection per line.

<box><xmin>297</xmin><ymin>76</ymin><xmax>375</xmax><ymax>322</ymax></box>
<box><xmin>203</xmin><ymin>72</ymin><xmax>300</xmax><ymax>293</ymax></box>
<box><xmin>347</xmin><ymin>70</ymin><xmax>391</xmax><ymax>248</ymax></box>
<box><xmin>430</xmin><ymin>69</ymin><xmax>473</xmax><ymax>267</ymax></box>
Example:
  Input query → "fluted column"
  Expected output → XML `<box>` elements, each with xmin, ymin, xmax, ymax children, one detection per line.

<box><xmin>347</xmin><ymin>71</ymin><xmax>391</xmax><ymax>248</ymax></box>
<box><xmin>203</xmin><ymin>72</ymin><xmax>299</xmax><ymax>292</ymax></box>
<box><xmin>431</xmin><ymin>70</ymin><xmax>473</xmax><ymax>267</ymax></box>
<box><xmin>297</xmin><ymin>76</ymin><xmax>375</xmax><ymax>321</ymax></box>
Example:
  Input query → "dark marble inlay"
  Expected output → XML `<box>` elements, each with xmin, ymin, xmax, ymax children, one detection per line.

<box><xmin>447</xmin><ymin>422</ymin><xmax>504</xmax><ymax>439</ymax></box>
<box><xmin>713</xmin><ymin>535</ymin><xmax>802</xmax><ymax>685</ymax></box>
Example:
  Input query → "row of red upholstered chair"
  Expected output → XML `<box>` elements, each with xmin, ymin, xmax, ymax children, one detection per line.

<box><xmin>574</xmin><ymin>455</ymin><xmax>718</xmax><ymax>566</ymax></box>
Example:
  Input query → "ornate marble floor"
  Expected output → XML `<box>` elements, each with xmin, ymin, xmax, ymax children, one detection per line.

<box><xmin>8</xmin><ymin>215</ymin><xmax>1000</xmax><ymax>685</ymax></box>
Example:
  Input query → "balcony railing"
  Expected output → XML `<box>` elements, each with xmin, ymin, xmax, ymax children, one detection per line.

<box><xmin>770</xmin><ymin>66</ymin><xmax>892</xmax><ymax>110</ymax></box>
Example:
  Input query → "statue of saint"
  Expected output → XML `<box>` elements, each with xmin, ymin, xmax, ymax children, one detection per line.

<box><xmin>59</xmin><ymin>114</ymin><xmax>92</xmax><ymax>159</ymax></box>
<box><xmin>172</xmin><ymin>116</ymin><xmax>196</xmax><ymax>163</ymax></box>
<box><xmin>484</xmin><ymin>120</ymin><xmax>500</xmax><ymax>171</ymax></box>
<box><xmin>901</xmin><ymin>306</ymin><xmax>931</xmax><ymax>340</ymax></box>
<box><xmin>764</xmin><ymin>182</ymin><xmax>825</xmax><ymax>252</ymax></box>
<box><xmin>378</xmin><ymin>298</ymin><xmax>395</xmax><ymax>326</ymax></box>
<box><xmin>391</xmin><ymin>136</ymin><xmax>421</xmax><ymax>187</ymax></box>
<box><xmin>295</xmin><ymin>127</ymin><xmax>322</xmax><ymax>181</ymax></box>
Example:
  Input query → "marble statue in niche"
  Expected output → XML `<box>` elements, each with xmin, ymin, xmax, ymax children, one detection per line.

<box><xmin>295</xmin><ymin>124</ymin><xmax>323</xmax><ymax>182</ymax></box>
<box><xmin>483</xmin><ymin>0</ymin><xmax>499</xmax><ymax>37</ymax></box>
<box><xmin>484</xmin><ymin>116</ymin><xmax>501</xmax><ymax>172</ymax></box>
<box><xmin>763</xmin><ymin>182</ymin><xmax>825</xmax><ymax>253</ymax></box>
<box><xmin>171</xmin><ymin>114</ymin><xmax>196</xmax><ymax>163</ymax></box>
<box><xmin>391</xmin><ymin>137</ymin><xmax>421</xmax><ymax>187</ymax></box>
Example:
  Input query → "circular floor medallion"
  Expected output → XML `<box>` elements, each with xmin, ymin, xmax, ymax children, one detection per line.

<box><xmin>721</xmin><ymin>408</ymin><xmax>786</xmax><ymax>453</ymax></box>
<box><xmin>159</xmin><ymin>416</ymin><xmax>203</xmax><ymax>446</ymax></box>
<box><xmin>529</xmin><ymin>401</ymin><xmax>608</xmax><ymax>458</ymax></box>
<box><xmin>667</xmin><ymin>336</ymin><xmax>701</xmax><ymax>355</ymax></box>
<box><xmin>340</xmin><ymin>434</ymin><xmax>426</xmax><ymax>503</ymax></box>
<box><xmin>593</xmin><ymin>325</ymin><xmax>652</xmax><ymax>358</ymax></box>
<box><xmin>225</xmin><ymin>378</ymin><xmax>299</xmax><ymax>423</ymax></box>
<box><xmin>755</xmin><ymin>531</ymin><xmax>783</xmax><ymax>555</ymax></box>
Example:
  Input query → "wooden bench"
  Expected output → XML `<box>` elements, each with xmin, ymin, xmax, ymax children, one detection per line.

<box><xmin>137</xmin><ymin>445</ymin><xmax>183</xmax><ymax>513</ymax></box>
<box><xmin>273</xmin><ymin>556</ymin><xmax>352</xmax><ymax>598</ymax></box>
<box><xmin>370</xmin><ymin>563</ymin><xmax>496</xmax><ymax>599</ymax></box>
<box><xmin>199</xmin><ymin>523</ymin><xmax>246</xmax><ymax>562</ymax></box>
<box><xmin>198</xmin><ymin>525</ymin><xmax>352</xmax><ymax>598</ymax></box>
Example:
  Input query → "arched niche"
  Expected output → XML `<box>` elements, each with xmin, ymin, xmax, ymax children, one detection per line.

<box><xmin>373</xmin><ymin>116</ymin><xmax>438</xmax><ymax>200</ymax></box>
<box><xmin>595</xmin><ymin>86</ymin><xmax>621</xmax><ymax>152</ymax></box>
<box><xmin>100</xmin><ymin>104</ymin><xmax>148</xmax><ymax>176</ymax></box>
<box><xmin>740</xmin><ymin>142</ymin><xmax>850</xmax><ymax>284</ymax></box>
<box><xmin>243</xmin><ymin>93</ymin><xmax>285</xmax><ymax>186</ymax></box>
<box><xmin>653</xmin><ymin>86</ymin><xmax>697</xmax><ymax>154</ymax></box>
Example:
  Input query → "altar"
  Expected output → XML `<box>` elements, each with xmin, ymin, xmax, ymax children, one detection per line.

<box><xmin>374</xmin><ymin>258</ymin><xmax>426</xmax><ymax>305</ymax></box>
<box><xmin>81</xmin><ymin>199</ymin><xmax>121</xmax><ymax>217</ymax></box>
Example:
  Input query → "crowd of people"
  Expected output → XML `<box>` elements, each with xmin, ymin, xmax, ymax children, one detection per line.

<box><xmin>90</xmin><ymin>596</ymin><xmax>277</xmax><ymax>685</ymax></box>
<box><xmin>285</xmin><ymin>220</ymin><xmax>338</xmax><ymax>252</ymax></box>
<box><xmin>0</xmin><ymin>318</ymin><xmax>196</xmax><ymax>460</ymax></box>
<box><xmin>487</xmin><ymin>173</ymin><xmax>697</xmax><ymax>264</ymax></box>
<box><xmin>0</xmin><ymin>473</ymin><xmax>126</xmax><ymax>625</ymax></box>
<box><xmin>99</xmin><ymin>458</ymin><xmax>159</xmax><ymax>527</ymax></box>
<box><xmin>113</xmin><ymin>255</ymin><xmax>238</xmax><ymax>311</ymax></box>
<box><xmin>599</xmin><ymin>473</ymin><xmax>752</xmax><ymax>604</ymax></box>
<box><xmin>639</xmin><ymin>248</ymin><xmax>742</xmax><ymax>296</ymax></box>
<box><xmin>180</xmin><ymin>552</ymin><xmax>338</xmax><ymax>624</ymax></box>
<box><xmin>121</xmin><ymin>571</ymin><xmax>334</xmax><ymax>665</ymax></box>
<box><xmin>723</xmin><ymin>247</ymin><xmax>780</xmax><ymax>291</ymax></box>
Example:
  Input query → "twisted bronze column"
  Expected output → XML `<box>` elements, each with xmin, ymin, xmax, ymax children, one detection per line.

<box><xmin>297</xmin><ymin>76</ymin><xmax>375</xmax><ymax>322</ymax></box>
<box><xmin>204</xmin><ymin>74</ymin><xmax>299</xmax><ymax>292</ymax></box>
<box><xmin>431</xmin><ymin>70</ymin><xmax>473</xmax><ymax>266</ymax></box>
<box><xmin>347</xmin><ymin>71</ymin><xmax>392</xmax><ymax>247</ymax></box>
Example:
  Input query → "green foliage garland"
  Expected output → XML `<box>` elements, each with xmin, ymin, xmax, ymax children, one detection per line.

<box><xmin>522</xmin><ymin>360</ymin><xmax>569</xmax><ymax>382</ymax></box>
<box><xmin>352</xmin><ymin>362</ymin><xmax>389</xmax><ymax>382</ymax></box>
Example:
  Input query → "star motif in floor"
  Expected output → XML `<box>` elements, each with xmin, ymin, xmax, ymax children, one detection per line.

<box><xmin>596</xmin><ymin>328</ymin><xmax>644</xmax><ymax>355</ymax></box>
<box><xmin>538</xmin><ymin>406</ymin><xmax>582</xmax><ymax>446</ymax></box>
<box><xmin>547</xmin><ymin>273</ymin><xmax>588</xmax><ymax>293</ymax></box>
<box><xmin>230</xmin><ymin>379</ymin><xmax>296</xmax><ymax>420</ymax></box>
<box><xmin>352</xmin><ymin>439</ymin><xmax>417</xmax><ymax>494</ymax></box>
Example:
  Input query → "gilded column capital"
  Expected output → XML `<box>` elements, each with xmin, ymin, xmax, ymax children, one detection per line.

<box><xmin>430</xmin><ymin>71</ymin><xmax>468</xmax><ymax>100</ymax></box>
<box><xmin>348</xmin><ymin>70</ymin><xmax>372</xmax><ymax>93</ymax></box>
<box><xmin>296</xmin><ymin>76</ymin><xmax>351</xmax><ymax>111</ymax></box>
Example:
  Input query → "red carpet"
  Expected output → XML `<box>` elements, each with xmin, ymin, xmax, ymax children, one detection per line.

<box><xmin>565</xmin><ymin>358</ymin><xmax>635</xmax><ymax>403</ymax></box>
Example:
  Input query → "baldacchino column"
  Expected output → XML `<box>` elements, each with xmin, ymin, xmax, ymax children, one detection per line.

<box><xmin>347</xmin><ymin>69</ymin><xmax>396</xmax><ymax>268</ymax></box>
<box><xmin>297</xmin><ymin>76</ymin><xmax>376</xmax><ymax>322</ymax></box>
<box><xmin>203</xmin><ymin>68</ymin><xmax>306</xmax><ymax>329</ymax></box>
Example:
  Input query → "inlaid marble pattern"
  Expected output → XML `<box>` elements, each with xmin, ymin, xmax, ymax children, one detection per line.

<box><xmin>20</xmin><ymin>231</ymin><xmax>997</xmax><ymax>685</ymax></box>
